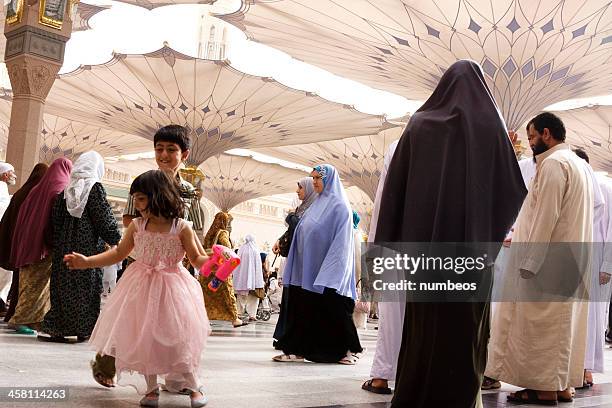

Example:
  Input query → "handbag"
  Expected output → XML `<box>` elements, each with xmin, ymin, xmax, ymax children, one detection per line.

<box><xmin>277</xmin><ymin>212</ymin><xmax>300</xmax><ymax>257</ymax></box>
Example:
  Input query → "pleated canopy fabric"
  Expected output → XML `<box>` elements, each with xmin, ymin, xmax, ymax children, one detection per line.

<box><xmin>345</xmin><ymin>186</ymin><xmax>373</xmax><ymax>233</ymax></box>
<box><xmin>44</xmin><ymin>45</ymin><xmax>394</xmax><ymax>166</ymax></box>
<box><xmin>257</xmin><ymin>127</ymin><xmax>403</xmax><ymax>200</ymax></box>
<box><xmin>0</xmin><ymin>95</ymin><xmax>151</xmax><ymax>164</ymax></box>
<box><xmin>219</xmin><ymin>0</ymin><xmax>612</xmax><ymax>129</ymax></box>
<box><xmin>104</xmin><ymin>154</ymin><xmax>307</xmax><ymax>212</ymax></box>
<box><xmin>198</xmin><ymin>153</ymin><xmax>307</xmax><ymax>211</ymax></box>
<box><xmin>546</xmin><ymin>105</ymin><xmax>612</xmax><ymax>173</ymax></box>
<box><xmin>114</xmin><ymin>0</ymin><xmax>214</xmax><ymax>10</ymax></box>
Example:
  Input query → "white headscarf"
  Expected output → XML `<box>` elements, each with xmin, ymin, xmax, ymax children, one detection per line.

<box><xmin>233</xmin><ymin>234</ymin><xmax>264</xmax><ymax>291</ymax></box>
<box><xmin>0</xmin><ymin>162</ymin><xmax>14</xmax><ymax>175</ymax></box>
<box><xmin>64</xmin><ymin>151</ymin><xmax>105</xmax><ymax>218</ymax></box>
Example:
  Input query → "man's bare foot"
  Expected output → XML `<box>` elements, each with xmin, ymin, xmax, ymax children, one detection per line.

<box><xmin>371</xmin><ymin>379</ymin><xmax>388</xmax><ymax>388</ymax></box>
<box><xmin>557</xmin><ymin>387</ymin><xmax>574</xmax><ymax>402</ymax></box>
<box><xmin>585</xmin><ymin>370</ymin><xmax>594</xmax><ymax>385</ymax></box>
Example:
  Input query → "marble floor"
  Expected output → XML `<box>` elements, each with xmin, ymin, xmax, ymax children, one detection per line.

<box><xmin>2</xmin><ymin>316</ymin><xmax>612</xmax><ymax>407</ymax></box>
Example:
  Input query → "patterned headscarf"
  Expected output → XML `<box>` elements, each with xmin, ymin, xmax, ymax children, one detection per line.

<box><xmin>313</xmin><ymin>164</ymin><xmax>332</xmax><ymax>187</ymax></box>
<box><xmin>203</xmin><ymin>211</ymin><xmax>232</xmax><ymax>249</ymax></box>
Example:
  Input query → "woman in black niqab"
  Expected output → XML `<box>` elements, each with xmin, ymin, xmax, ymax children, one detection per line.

<box><xmin>375</xmin><ymin>60</ymin><xmax>527</xmax><ymax>408</ymax></box>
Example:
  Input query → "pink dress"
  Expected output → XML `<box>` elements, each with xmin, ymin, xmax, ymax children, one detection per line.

<box><xmin>89</xmin><ymin>218</ymin><xmax>210</xmax><ymax>393</ymax></box>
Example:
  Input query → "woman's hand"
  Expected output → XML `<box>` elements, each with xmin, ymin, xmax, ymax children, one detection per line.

<box><xmin>272</xmin><ymin>240</ymin><xmax>280</xmax><ymax>255</ymax></box>
<box><xmin>63</xmin><ymin>252</ymin><xmax>89</xmax><ymax>269</ymax></box>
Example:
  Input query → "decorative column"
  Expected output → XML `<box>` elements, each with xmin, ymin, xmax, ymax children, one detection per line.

<box><xmin>4</xmin><ymin>0</ymin><xmax>78</xmax><ymax>188</ymax></box>
<box><xmin>179</xmin><ymin>166</ymin><xmax>206</xmax><ymax>238</ymax></box>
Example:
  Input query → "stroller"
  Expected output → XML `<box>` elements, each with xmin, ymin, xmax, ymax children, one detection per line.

<box><xmin>256</xmin><ymin>292</ymin><xmax>272</xmax><ymax>321</ymax></box>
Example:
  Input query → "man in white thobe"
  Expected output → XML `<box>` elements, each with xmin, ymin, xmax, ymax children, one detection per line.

<box><xmin>486</xmin><ymin>112</ymin><xmax>593</xmax><ymax>404</ymax></box>
<box><xmin>0</xmin><ymin>162</ymin><xmax>16</xmax><ymax>313</ymax></box>
<box><xmin>575</xmin><ymin>148</ymin><xmax>612</xmax><ymax>383</ymax></box>
<box><xmin>362</xmin><ymin>140</ymin><xmax>401</xmax><ymax>395</ymax></box>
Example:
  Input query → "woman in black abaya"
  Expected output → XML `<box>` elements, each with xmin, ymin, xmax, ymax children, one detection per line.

<box><xmin>375</xmin><ymin>60</ymin><xmax>527</xmax><ymax>408</ymax></box>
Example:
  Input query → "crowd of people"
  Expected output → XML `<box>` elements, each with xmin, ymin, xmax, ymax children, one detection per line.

<box><xmin>0</xmin><ymin>59</ymin><xmax>610</xmax><ymax>408</ymax></box>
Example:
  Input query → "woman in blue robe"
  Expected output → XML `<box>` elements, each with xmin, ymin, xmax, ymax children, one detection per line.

<box><xmin>272</xmin><ymin>164</ymin><xmax>362</xmax><ymax>364</ymax></box>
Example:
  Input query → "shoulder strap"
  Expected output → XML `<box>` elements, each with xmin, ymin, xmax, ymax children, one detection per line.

<box><xmin>173</xmin><ymin>218</ymin><xmax>192</xmax><ymax>235</ymax></box>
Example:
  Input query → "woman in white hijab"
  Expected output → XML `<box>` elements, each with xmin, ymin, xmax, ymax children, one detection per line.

<box><xmin>233</xmin><ymin>235</ymin><xmax>265</xmax><ymax>321</ymax></box>
<box><xmin>39</xmin><ymin>151</ymin><xmax>121</xmax><ymax>343</ymax></box>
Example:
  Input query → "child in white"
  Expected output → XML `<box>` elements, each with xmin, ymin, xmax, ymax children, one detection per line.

<box><xmin>65</xmin><ymin>170</ymin><xmax>210</xmax><ymax>408</ymax></box>
<box><xmin>102</xmin><ymin>252</ymin><xmax>121</xmax><ymax>296</ymax></box>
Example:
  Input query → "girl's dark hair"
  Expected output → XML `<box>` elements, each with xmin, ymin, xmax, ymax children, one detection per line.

<box><xmin>129</xmin><ymin>170</ymin><xmax>185</xmax><ymax>220</ymax></box>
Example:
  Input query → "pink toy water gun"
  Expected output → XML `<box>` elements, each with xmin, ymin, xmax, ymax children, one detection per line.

<box><xmin>200</xmin><ymin>245</ymin><xmax>241</xmax><ymax>292</ymax></box>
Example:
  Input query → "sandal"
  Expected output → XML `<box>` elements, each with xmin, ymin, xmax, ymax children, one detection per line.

<box><xmin>90</xmin><ymin>360</ymin><xmax>115</xmax><ymax>388</ymax></box>
<box><xmin>481</xmin><ymin>376</ymin><xmax>501</xmax><ymax>390</ymax></box>
<box><xmin>361</xmin><ymin>379</ymin><xmax>392</xmax><ymax>395</ymax></box>
<box><xmin>272</xmin><ymin>354</ymin><xmax>304</xmax><ymax>362</ymax></box>
<box><xmin>507</xmin><ymin>389</ymin><xmax>557</xmax><ymax>406</ymax></box>
<box><xmin>37</xmin><ymin>334</ymin><xmax>71</xmax><ymax>343</ymax></box>
<box><xmin>338</xmin><ymin>354</ymin><xmax>357</xmax><ymax>365</ymax></box>
<box><xmin>139</xmin><ymin>388</ymin><xmax>160</xmax><ymax>407</ymax></box>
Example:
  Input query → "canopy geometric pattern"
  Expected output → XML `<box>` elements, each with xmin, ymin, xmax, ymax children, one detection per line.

<box><xmin>45</xmin><ymin>45</ymin><xmax>393</xmax><ymax>166</ymax></box>
<box><xmin>0</xmin><ymin>94</ymin><xmax>151</xmax><ymax>163</ymax></box>
<box><xmin>549</xmin><ymin>105</ymin><xmax>612</xmax><ymax>172</ymax></box>
<box><xmin>220</xmin><ymin>1</ymin><xmax>612</xmax><ymax>129</ymax></box>
<box><xmin>106</xmin><ymin>154</ymin><xmax>308</xmax><ymax>211</ymax></box>
<box><xmin>257</xmin><ymin>127</ymin><xmax>403</xmax><ymax>200</ymax></box>
<box><xmin>114</xmin><ymin>0</ymin><xmax>214</xmax><ymax>10</ymax></box>
<box><xmin>346</xmin><ymin>186</ymin><xmax>374</xmax><ymax>234</ymax></box>
<box><xmin>198</xmin><ymin>153</ymin><xmax>307</xmax><ymax>211</ymax></box>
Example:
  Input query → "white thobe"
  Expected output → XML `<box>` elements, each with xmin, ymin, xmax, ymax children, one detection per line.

<box><xmin>486</xmin><ymin>143</ymin><xmax>593</xmax><ymax>390</ymax></box>
<box><xmin>585</xmin><ymin>174</ymin><xmax>612</xmax><ymax>372</ymax></box>
<box><xmin>0</xmin><ymin>181</ymin><xmax>11</xmax><ymax>302</ymax></box>
<box><xmin>491</xmin><ymin>158</ymin><xmax>536</xmax><ymax>310</ymax></box>
<box><xmin>367</xmin><ymin>140</ymin><xmax>405</xmax><ymax>381</ymax></box>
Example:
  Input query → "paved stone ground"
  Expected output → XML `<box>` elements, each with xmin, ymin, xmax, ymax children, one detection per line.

<box><xmin>2</xmin><ymin>316</ymin><xmax>612</xmax><ymax>407</ymax></box>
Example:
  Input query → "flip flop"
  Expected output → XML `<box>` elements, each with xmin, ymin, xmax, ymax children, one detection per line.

<box><xmin>338</xmin><ymin>355</ymin><xmax>357</xmax><ymax>365</ymax></box>
<box><xmin>507</xmin><ymin>389</ymin><xmax>557</xmax><ymax>406</ymax></box>
<box><xmin>481</xmin><ymin>377</ymin><xmax>501</xmax><ymax>390</ymax></box>
<box><xmin>361</xmin><ymin>379</ymin><xmax>392</xmax><ymax>395</ymax></box>
<box><xmin>37</xmin><ymin>334</ymin><xmax>71</xmax><ymax>343</ymax></box>
<box><xmin>272</xmin><ymin>354</ymin><xmax>304</xmax><ymax>362</ymax></box>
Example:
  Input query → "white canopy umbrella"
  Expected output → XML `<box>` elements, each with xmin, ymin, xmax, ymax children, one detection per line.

<box><xmin>257</xmin><ymin>127</ymin><xmax>403</xmax><ymax>200</ymax></box>
<box><xmin>45</xmin><ymin>45</ymin><xmax>394</xmax><ymax>166</ymax></box>
<box><xmin>0</xmin><ymin>94</ymin><xmax>151</xmax><ymax>163</ymax></box>
<box><xmin>219</xmin><ymin>0</ymin><xmax>612</xmax><ymax>129</ymax></box>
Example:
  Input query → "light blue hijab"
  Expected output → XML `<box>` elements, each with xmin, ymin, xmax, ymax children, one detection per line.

<box><xmin>282</xmin><ymin>164</ymin><xmax>357</xmax><ymax>300</ymax></box>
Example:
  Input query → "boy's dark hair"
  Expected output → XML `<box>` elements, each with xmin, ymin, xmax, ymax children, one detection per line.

<box><xmin>130</xmin><ymin>170</ymin><xmax>185</xmax><ymax>220</ymax></box>
<box><xmin>153</xmin><ymin>125</ymin><xmax>191</xmax><ymax>152</ymax></box>
<box><xmin>526</xmin><ymin>112</ymin><xmax>566</xmax><ymax>142</ymax></box>
<box><xmin>573</xmin><ymin>148</ymin><xmax>590</xmax><ymax>163</ymax></box>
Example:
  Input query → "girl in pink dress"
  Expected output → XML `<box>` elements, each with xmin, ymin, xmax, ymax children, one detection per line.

<box><xmin>65</xmin><ymin>170</ymin><xmax>210</xmax><ymax>408</ymax></box>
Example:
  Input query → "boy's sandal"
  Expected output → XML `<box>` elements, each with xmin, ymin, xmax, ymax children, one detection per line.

<box><xmin>272</xmin><ymin>354</ymin><xmax>304</xmax><ymax>362</ymax></box>
<box><xmin>90</xmin><ymin>360</ymin><xmax>115</xmax><ymax>388</ymax></box>
<box><xmin>361</xmin><ymin>379</ymin><xmax>392</xmax><ymax>395</ymax></box>
<box><xmin>507</xmin><ymin>389</ymin><xmax>557</xmax><ymax>406</ymax></box>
